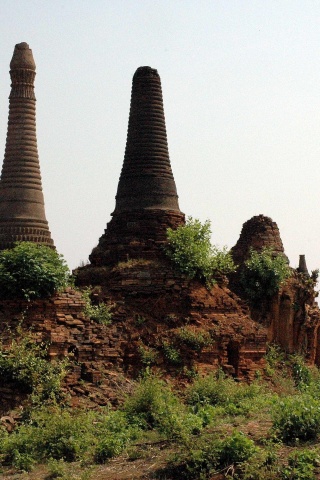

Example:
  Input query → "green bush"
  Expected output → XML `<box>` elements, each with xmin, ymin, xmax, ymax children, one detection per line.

<box><xmin>164</xmin><ymin>431</ymin><xmax>256</xmax><ymax>479</ymax></box>
<box><xmin>162</xmin><ymin>342</ymin><xmax>182</xmax><ymax>365</ymax></box>
<box><xmin>166</xmin><ymin>217</ymin><xmax>236</xmax><ymax>287</ymax></box>
<box><xmin>290</xmin><ymin>355</ymin><xmax>312</xmax><ymax>391</ymax></box>
<box><xmin>82</xmin><ymin>288</ymin><xmax>113</xmax><ymax>325</ymax></box>
<box><xmin>218</xmin><ymin>431</ymin><xmax>257</xmax><ymax>467</ymax></box>
<box><xmin>138</xmin><ymin>344</ymin><xmax>158</xmax><ymax>366</ymax></box>
<box><xmin>0</xmin><ymin>407</ymin><xmax>142</xmax><ymax>470</ymax></box>
<box><xmin>0</xmin><ymin>333</ymin><xmax>67</xmax><ymax>403</ymax></box>
<box><xmin>0</xmin><ymin>242</ymin><xmax>69</xmax><ymax>300</ymax></box>
<box><xmin>272</xmin><ymin>395</ymin><xmax>320</xmax><ymax>443</ymax></box>
<box><xmin>94</xmin><ymin>411</ymin><xmax>140</xmax><ymax>463</ymax></box>
<box><xmin>240</xmin><ymin>247</ymin><xmax>291</xmax><ymax>304</ymax></box>
<box><xmin>123</xmin><ymin>374</ymin><xmax>202</xmax><ymax>441</ymax></box>
<box><xmin>0</xmin><ymin>408</ymin><xmax>96</xmax><ymax>467</ymax></box>
<box><xmin>186</xmin><ymin>373</ymin><xmax>266</xmax><ymax>417</ymax></box>
<box><xmin>282</xmin><ymin>449</ymin><xmax>320</xmax><ymax>480</ymax></box>
<box><xmin>174</xmin><ymin>327</ymin><xmax>212</xmax><ymax>352</ymax></box>
<box><xmin>186</xmin><ymin>373</ymin><xmax>234</xmax><ymax>406</ymax></box>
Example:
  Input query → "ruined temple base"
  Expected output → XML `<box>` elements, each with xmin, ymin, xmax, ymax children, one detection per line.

<box><xmin>0</xmin><ymin>270</ymin><xmax>268</xmax><ymax>413</ymax></box>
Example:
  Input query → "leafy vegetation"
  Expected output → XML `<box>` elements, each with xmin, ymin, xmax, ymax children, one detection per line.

<box><xmin>82</xmin><ymin>288</ymin><xmax>113</xmax><ymax>325</ymax></box>
<box><xmin>2</xmin><ymin>346</ymin><xmax>320</xmax><ymax>478</ymax></box>
<box><xmin>174</xmin><ymin>326</ymin><xmax>213</xmax><ymax>351</ymax></box>
<box><xmin>123</xmin><ymin>374</ymin><xmax>202</xmax><ymax>441</ymax></box>
<box><xmin>282</xmin><ymin>449</ymin><xmax>320</xmax><ymax>480</ymax></box>
<box><xmin>0</xmin><ymin>242</ymin><xmax>69</xmax><ymax>300</ymax></box>
<box><xmin>0</xmin><ymin>331</ymin><xmax>68</xmax><ymax>404</ymax></box>
<box><xmin>272</xmin><ymin>394</ymin><xmax>320</xmax><ymax>443</ymax></box>
<box><xmin>162</xmin><ymin>341</ymin><xmax>182</xmax><ymax>365</ymax></box>
<box><xmin>240</xmin><ymin>247</ymin><xmax>291</xmax><ymax>304</ymax></box>
<box><xmin>166</xmin><ymin>217</ymin><xmax>236</xmax><ymax>287</ymax></box>
<box><xmin>138</xmin><ymin>344</ymin><xmax>158</xmax><ymax>366</ymax></box>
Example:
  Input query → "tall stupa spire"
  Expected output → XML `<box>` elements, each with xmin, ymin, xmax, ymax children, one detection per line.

<box><xmin>114</xmin><ymin>66</ymin><xmax>180</xmax><ymax>213</ymax></box>
<box><xmin>89</xmin><ymin>66</ymin><xmax>184</xmax><ymax>266</ymax></box>
<box><xmin>0</xmin><ymin>42</ymin><xmax>54</xmax><ymax>249</ymax></box>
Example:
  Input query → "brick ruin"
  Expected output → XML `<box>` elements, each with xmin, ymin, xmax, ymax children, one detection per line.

<box><xmin>0</xmin><ymin>44</ymin><xmax>319</xmax><ymax>409</ymax></box>
<box><xmin>231</xmin><ymin>214</ymin><xmax>320</xmax><ymax>362</ymax></box>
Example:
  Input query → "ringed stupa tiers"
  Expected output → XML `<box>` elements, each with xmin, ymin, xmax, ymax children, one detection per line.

<box><xmin>89</xmin><ymin>66</ymin><xmax>185</xmax><ymax>266</ymax></box>
<box><xmin>0</xmin><ymin>42</ymin><xmax>53</xmax><ymax>250</ymax></box>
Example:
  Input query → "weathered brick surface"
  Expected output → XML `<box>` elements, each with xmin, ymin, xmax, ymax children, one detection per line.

<box><xmin>231</xmin><ymin>214</ymin><xmax>285</xmax><ymax>265</ymax></box>
<box><xmin>231</xmin><ymin>214</ymin><xmax>320</xmax><ymax>364</ymax></box>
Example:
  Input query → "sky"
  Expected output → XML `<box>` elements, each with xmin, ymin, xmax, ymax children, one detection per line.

<box><xmin>1</xmin><ymin>1</ymin><xmax>320</xmax><ymax>274</ymax></box>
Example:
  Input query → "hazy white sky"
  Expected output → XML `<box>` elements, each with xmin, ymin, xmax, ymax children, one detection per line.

<box><xmin>1</xmin><ymin>1</ymin><xmax>320</xmax><ymax>273</ymax></box>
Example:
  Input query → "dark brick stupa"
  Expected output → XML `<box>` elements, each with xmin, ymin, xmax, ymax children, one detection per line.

<box><xmin>0</xmin><ymin>42</ymin><xmax>54</xmax><ymax>250</ymax></box>
<box><xmin>89</xmin><ymin>66</ymin><xmax>185</xmax><ymax>266</ymax></box>
<box><xmin>231</xmin><ymin>214</ymin><xmax>285</xmax><ymax>266</ymax></box>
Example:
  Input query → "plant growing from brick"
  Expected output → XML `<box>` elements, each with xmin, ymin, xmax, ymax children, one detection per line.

<box><xmin>166</xmin><ymin>217</ymin><xmax>236</xmax><ymax>287</ymax></box>
<box><xmin>82</xmin><ymin>288</ymin><xmax>113</xmax><ymax>325</ymax></box>
<box><xmin>240</xmin><ymin>247</ymin><xmax>291</xmax><ymax>304</ymax></box>
<box><xmin>174</xmin><ymin>327</ymin><xmax>212</xmax><ymax>352</ymax></box>
<box><xmin>0</xmin><ymin>331</ymin><xmax>68</xmax><ymax>403</ymax></box>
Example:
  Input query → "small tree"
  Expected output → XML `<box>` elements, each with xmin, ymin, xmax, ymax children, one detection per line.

<box><xmin>166</xmin><ymin>217</ymin><xmax>236</xmax><ymax>287</ymax></box>
<box><xmin>0</xmin><ymin>242</ymin><xmax>70</xmax><ymax>300</ymax></box>
<box><xmin>240</xmin><ymin>247</ymin><xmax>291</xmax><ymax>304</ymax></box>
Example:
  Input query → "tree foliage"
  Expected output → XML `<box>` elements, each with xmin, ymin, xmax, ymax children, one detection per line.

<box><xmin>0</xmin><ymin>242</ymin><xmax>69</xmax><ymax>300</ymax></box>
<box><xmin>240</xmin><ymin>247</ymin><xmax>291</xmax><ymax>303</ymax></box>
<box><xmin>166</xmin><ymin>217</ymin><xmax>236</xmax><ymax>286</ymax></box>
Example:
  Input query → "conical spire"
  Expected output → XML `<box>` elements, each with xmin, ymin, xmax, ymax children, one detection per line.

<box><xmin>89</xmin><ymin>66</ymin><xmax>184</xmax><ymax>267</ymax></box>
<box><xmin>114</xmin><ymin>66</ymin><xmax>181</xmax><ymax>213</ymax></box>
<box><xmin>0</xmin><ymin>42</ymin><xmax>54</xmax><ymax>249</ymax></box>
<box><xmin>298</xmin><ymin>255</ymin><xmax>309</xmax><ymax>275</ymax></box>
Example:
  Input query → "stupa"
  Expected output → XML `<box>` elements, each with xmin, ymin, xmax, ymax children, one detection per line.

<box><xmin>89</xmin><ymin>66</ymin><xmax>184</xmax><ymax>266</ymax></box>
<box><xmin>0</xmin><ymin>42</ymin><xmax>54</xmax><ymax>250</ymax></box>
<box><xmin>231</xmin><ymin>214</ymin><xmax>285</xmax><ymax>265</ymax></box>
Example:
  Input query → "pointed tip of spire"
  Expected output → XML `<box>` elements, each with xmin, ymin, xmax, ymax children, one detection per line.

<box><xmin>10</xmin><ymin>42</ymin><xmax>36</xmax><ymax>71</ymax></box>
<box><xmin>134</xmin><ymin>66</ymin><xmax>159</xmax><ymax>78</ymax></box>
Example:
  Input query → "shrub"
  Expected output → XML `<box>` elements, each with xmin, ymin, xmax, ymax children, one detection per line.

<box><xmin>166</xmin><ymin>217</ymin><xmax>236</xmax><ymax>287</ymax></box>
<box><xmin>0</xmin><ymin>332</ymin><xmax>67</xmax><ymax>403</ymax></box>
<box><xmin>94</xmin><ymin>411</ymin><xmax>140</xmax><ymax>463</ymax></box>
<box><xmin>82</xmin><ymin>288</ymin><xmax>113</xmax><ymax>325</ymax></box>
<box><xmin>290</xmin><ymin>354</ymin><xmax>312</xmax><ymax>391</ymax></box>
<box><xmin>282</xmin><ymin>449</ymin><xmax>320</xmax><ymax>480</ymax></box>
<box><xmin>164</xmin><ymin>431</ymin><xmax>256</xmax><ymax>479</ymax></box>
<box><xmin>0</xmin><ymin>408</ymin><xmax>96</xmax><ymax>467</ymax></box>
<box><xmin>186</xmin><ymin>373</ymin><xmax>266</xmax><ymax>417</ymax></box>
<box><xmin>272</xmin><ymin>395</ymin><xmax>320</xmax><ymax>443</ymax></box>
<box><xmin>240</xmin><ymin>247</ymin><xmax>291</xmax><ymax>304</ymax></box>
<box><xmin>0</xmin><ymin>407</ymin><xmax>141</xmax><ymax>469</ymax></box>
<box><xmin>138</xmin><ymin>344</ymin><xmax>158</xmax><ymax>366</ymax></box>
<box><xmin>123</xmin><ymin>374</ymin><xmax>202</xmax><ymax>441</ymax></box>
<box><xmin>162</xmin><ymin>342</ymin><xmax>182</xmax><ymax>365</ymax></box>
<box><xmin>0</xmin><ymin>242</ymin><xmax>69</xmax><ymax>300</ymax></box>
<box><xmin>174</xmin><ymin>327</ymin><xmax>212</xmax><ymax>352</ymax></box>
<box><xmin>186</xmin><ymin>373</ymin><xmax>234</xmax><ymax>406</ymax></box>
<box><xmin>218</xmin><ymin>431</ymin><xmax>257</xmax><ymax>467</ymax></box>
